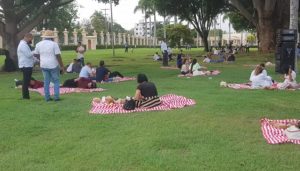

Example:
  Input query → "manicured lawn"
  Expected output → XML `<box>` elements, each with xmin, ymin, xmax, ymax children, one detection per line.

<box><xmin>0</xmin><ymin>48</ymin><xmax>300</xmax><ymax>171</ymax></box>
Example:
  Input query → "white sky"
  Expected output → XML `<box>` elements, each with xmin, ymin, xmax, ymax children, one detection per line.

<box><xmin>76</xmin><ymin>0</ymin><xmax>233</xmax><ymax>32</ymax></box>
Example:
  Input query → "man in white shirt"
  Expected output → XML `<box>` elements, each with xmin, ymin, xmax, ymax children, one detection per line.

<box><xmin>34</xmin><ymin>30</ymin><xmax>64</xmax><ymax>101</ymax></box>
<box><xmin>17</xmin><ymin>33</ymin><xmax>34</xmax><ymax>99</ymax></box>
<box><xmin>79</xmin><ymin>62</ymin><xmax>95</xmax><ymax>79</ymax></box>
<box><xmin>160</xmin><ymin>40</ymin><xmax>168</xmax><ymax>66</ymax></box>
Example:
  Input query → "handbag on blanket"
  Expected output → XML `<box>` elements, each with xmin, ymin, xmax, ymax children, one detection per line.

<box><xmin>123</xmin><ymin>99</ymin><xmax>136</xmax><ymax>110</ymax></box>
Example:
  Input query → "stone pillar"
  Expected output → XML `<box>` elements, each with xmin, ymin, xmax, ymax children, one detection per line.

<box><xmin>143</xmin><ymin>37</ymin><xmax>146</xmax><ymax>46</ymax></box>
<box><xmin>132</xmin><ymin>35</ymin><xmax>135</xmax><ymax>45</ymax></box>
<box><xmin>100</xmin><ymin>31</ymin><xmax>104</xmax><ymax>45</ymax></box>
<box><xmin>53</xmin><ymin>28</ymin><xmax>59</xmax><ymax>43</ymax></box>
<box><xmin>106</xmin><ymin>32</ymin><xmax>111</xmax><ymax>45</ymax></box>
<box><xmin>63</xmin><ymin>28</ymin><xmax>68</xmax><ymax>45</ymax></box>
<box><xmin>0</xmin><ymin>36</ymin><xmax>2</xmax><ymax>48</ymax></box>
<box><xmin>73</xmin><ymin>29</ymin><xmax>78</xmax><ymax>45</ymax></box>
<box><xmin>113</xmin><ymin>32</ymin><xmax>116</xmax><ymax>45</ymax></box>
<box><xmin>118</xmin><ymin>33</ymin><xmax>122</xmax><ymax>45</ymax></box>
<box><xmin>123</xmin><ymin>33</ymin><xmax>126</xmax><ymax>44</ymax></box>
<box><xmin>128</xmin><ymin>34</ymin><xmax>131</xmax><ymax>45</ymax></box>
<box><xmin>146</xmin><ymin>36</ymin><xmax>149</xmax><ymax>46</ymax></box>
<box><xmin>93</xmin><ymin>30</ymin><xmax>98</xmax><ymax>45</ymax></box>
<box><xmin>81</xmin><ymin>28</ymin><xmax>87</xmax><ymax>45</ymax></box>
<box><xmin>41</xmin><ymin>27</ymin><xmax>46</xmax><ymax>36</ymax></box>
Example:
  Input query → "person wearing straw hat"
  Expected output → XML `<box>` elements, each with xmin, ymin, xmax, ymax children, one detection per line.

<box><xmin>34</xmin><ymin>30</ymin><xmax>64</xmax><ymax>101</ymax></box>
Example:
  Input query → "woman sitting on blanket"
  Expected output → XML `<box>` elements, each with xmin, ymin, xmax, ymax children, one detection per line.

<box><xmin>249</xmin><ymin>63</ymin><xmax>268</xmax><ymax>81</ymax></box>
<box><xmin>277</xmin><ymin>66</ymin><xmax>298</xmax><ymax>89</ymax></box>
<box><xmin>96</xmin><ymin>60</ymin><xmax>124</xmax><ymax>82</ymax></box>
<box><xmin>63</xmin><ymin>77</ymin><xmax>97</xmax><ymax>89</ymax></box>
<box><xmin>250</xmin><ymin>65</ymin><xmax>273</xmax><ymax>89</ymax></box>
<box><xmin>189</xmin><ymin>59</ymin><xmax>207</xmax><ymax>76</ymax></box>
<box><xmin>134</xmin><ymin>73</ymin><xmax>161</xmax><ymax>108</ymax></box>
<box><xmin>271</xmin><ymin>121</ymin><xmax>300</xmax><ymax>140</ymax></box>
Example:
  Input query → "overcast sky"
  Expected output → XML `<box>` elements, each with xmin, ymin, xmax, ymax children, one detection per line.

<box><xmin>76</xmin><ymin>0</ymin><xmax>232</xmax><ymax>32</ymax></box>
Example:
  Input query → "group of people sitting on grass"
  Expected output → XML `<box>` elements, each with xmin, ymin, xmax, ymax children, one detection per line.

<box><xmin>202</xmin><ymin>51</ymin><xmax>235</xmax><ymax>63</ymax></box>
<box><xmin>178</xmin><ymin>58</ymin><xmax>219</xmax><ymax>77</ymax></box>
<box><xmin>249</xmin><ymin>63</ymin><xmax>298</xmax><ymax>89</ymax></box>
<box><xmin>16</xmin><ymin>60</ymin><xmax>125</xmax><ymax>90</ymax></box>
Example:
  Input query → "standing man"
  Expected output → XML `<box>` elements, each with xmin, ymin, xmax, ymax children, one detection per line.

<box><xmin>17</xmin><ymin>33</ymin><xmax>34</xmax><ymax>99</ymax></box>
<box><xmin>34</xmin><ymin>30</ymin><xmax>64</xmax><ymax>101</ymax></box>
<box><xmin>124</xmin><ymin>41</ymin><xmax>129</xmax><ymax>53</ymax></box>
<box><xmin>161</xmin><ymin>39</ymin><xmax>168</xmax><ymax>66</ymax></box>
<box><xmin>76</xmin><ymin>42</ymin><xmax>85</xmax><ymax>66</ymax></box>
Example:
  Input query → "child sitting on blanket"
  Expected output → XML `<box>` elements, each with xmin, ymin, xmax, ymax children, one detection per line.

<box><xmin>277</xmin><ymin>66</ymin><xmax>298</xmax><ymax>89</ymax></box>
<box><xmin>181</xmin><ymin>59</ymin><xmax>190</xmax><ymax>75</ymax></box>
<box><xmin>270</xmin><ymin>121</ymin><xmax>300</xmax><ymax>140</ymax></box>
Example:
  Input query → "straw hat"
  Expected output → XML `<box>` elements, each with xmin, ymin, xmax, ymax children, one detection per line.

<box><xmin>41</xmin><ymin>30</ymin><xmax>56</xmax><ymax>38</ymax></box>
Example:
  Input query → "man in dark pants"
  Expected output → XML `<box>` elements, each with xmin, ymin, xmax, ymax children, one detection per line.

<box><xmin>161</xmin><ymin>40</ymin><xmax>168</xmax><ymax>66</ymax></box>
<box><xmin>17</xmin><ymin>33</ymin><xmax>34</xmax><ymax>99</ymax></box>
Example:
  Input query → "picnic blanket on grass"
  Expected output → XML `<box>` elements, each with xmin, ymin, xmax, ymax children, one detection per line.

<box><xmin>30</xmin><ymin>87</ymin><xmax>106</xmax><ymax>96</ymax></box>
<box><xmin>161</xmin><ymin>66</ymin><xmax>179</xmax><ymax>70</ymax></box>
<box><xmin>100</xmin><ymin>77</ymin><xmax>135</xmax><ymax>83</ymax></box>
<box><xmin>227</xmin><ymin>83</ymin><xmax>252</xmax><ymax>89</ymax></box>
<box><xmin>89</xmin><ymin>94</ymin><xmax>196</xmax><ymax>114</ymax></box>
<box><xmin>261</xmin><ymin>118</ymin><xmax>300</xmax><ymax>144</ymax></box>
<box><xmin>178</xmin><ymin>70</ymin><xmax>221</xmax><ymax>77</ymax></box>
<box><xmin>226</xmin><ymin>83</ymin><xmax>298</xmax><ymax>90</ymax></box>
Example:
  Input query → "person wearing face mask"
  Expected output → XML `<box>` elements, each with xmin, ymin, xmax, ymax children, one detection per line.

<box><xmin>17</xmin><ymin>33</ymin><xmax>34</xmax><ymax>99</ymax></box>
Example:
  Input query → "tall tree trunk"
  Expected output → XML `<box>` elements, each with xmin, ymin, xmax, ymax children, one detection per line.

<box><xmin>202</xmin><ymin>33</ymin><xmax>209</xmax><ymax>52</ymax></box>
<box><xmin>154</xmin><ymin>11</ymin><xmax>157</xmax><ymax>46</ymax></box>
<box><xmin>257</xmin><ymin>17</ymin><xmax>275</xmax><ymax>52</ymax></box>
<box><xmin>290</xmin><ymin>0</ymin><xmax>299</xmax><ymax>72</ymax></box>
<box><xmin>149</xmin><ymin>15</ymin><xmax>152</xmax><ymax>47</ymax></box>
<box><xmin>3</xmin><ymin>17</ymin><xmax>19</xmax><ymax>71</ymax></box>
<box><xmin>163</xmin><ymin>16</ymin><xmax>166</xmax><ymax>39</ymax></box>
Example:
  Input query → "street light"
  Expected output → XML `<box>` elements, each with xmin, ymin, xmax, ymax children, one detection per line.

<box><xmin>101</xmin><ymin>8</ymin><xmax>109</xmax><ymax>49</ymax></box>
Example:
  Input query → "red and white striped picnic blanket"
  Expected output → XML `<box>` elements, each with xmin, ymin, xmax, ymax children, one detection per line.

<box><xmin>178</xmin><ymin>70</ymin><xmax>221</xmax><ymax>77</ymax></box>
<box><xmin>100</xmin><ymin>77</ymin><xmax>136</xmax><ymax>83</ymax></box>
<box><xmin>260</xmin><ymin>118</ymin><xmax>300</xmax><ymax>144</ymax></box>
<box><xmin>89</xmin><ymin>94</ymin><xmax>196</xmax><ymax>114</ymax></box>
<box><xmin>30</xmin><ymin>87</ymin><xmax>106</xmax><ymax>96</ymax></box>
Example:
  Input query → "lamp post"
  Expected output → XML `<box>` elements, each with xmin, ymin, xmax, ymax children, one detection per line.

<box><xmin>101</xmin><ymin>8</ymin><xmax>109</xmax><ymax>49</ymax></box>
<box><xmin>110</xmin><ymin>0</ymin><xmax>115</xmax><ymax>57</ymax></box>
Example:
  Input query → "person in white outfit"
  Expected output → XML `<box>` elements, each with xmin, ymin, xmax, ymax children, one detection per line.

<box><xmin>249</xmin><ymin>63</ymin><xmax>268</xmax><ymax>81</ymax></box>
<box><xmin>271</xmin><ymin>121</ymin><xmax>300</xmax><ymax>140</ymax></box>
<box><xmin>277</xmin><ymin>66</ymin><xmax>298</xmax><ymax>89</ymax></box>
<box><xmin>189</xmin><ymin>59</ymin><xmax>207</xmax><ymax>76</ymax></box>
<box><xmin>250</xmin><ymin>65</ymin><xmax>273</xmax><ymax>89</ymax></box>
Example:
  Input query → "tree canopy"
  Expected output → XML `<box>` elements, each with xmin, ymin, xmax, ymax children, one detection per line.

<box><xmin>153</xmin><ymin>0</ymin><xmax>227</xmax><ymax>51</ymax></box>
<box><xmin>0</xmin><ymin>0</ymin><xmax>119</xmax><ymax>71</ymax></box>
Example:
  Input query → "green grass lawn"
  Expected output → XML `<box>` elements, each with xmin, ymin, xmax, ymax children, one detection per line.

<box><xmin>1</xmin><ymin>48</ymin><xmax>300</xmax><ymax>171</ymax></box>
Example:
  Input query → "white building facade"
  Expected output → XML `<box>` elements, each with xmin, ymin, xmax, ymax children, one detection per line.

<box><xmin>134</xmin><ymin>20</ymin><xmax>155</xmax><ymax>37</ymax></box>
